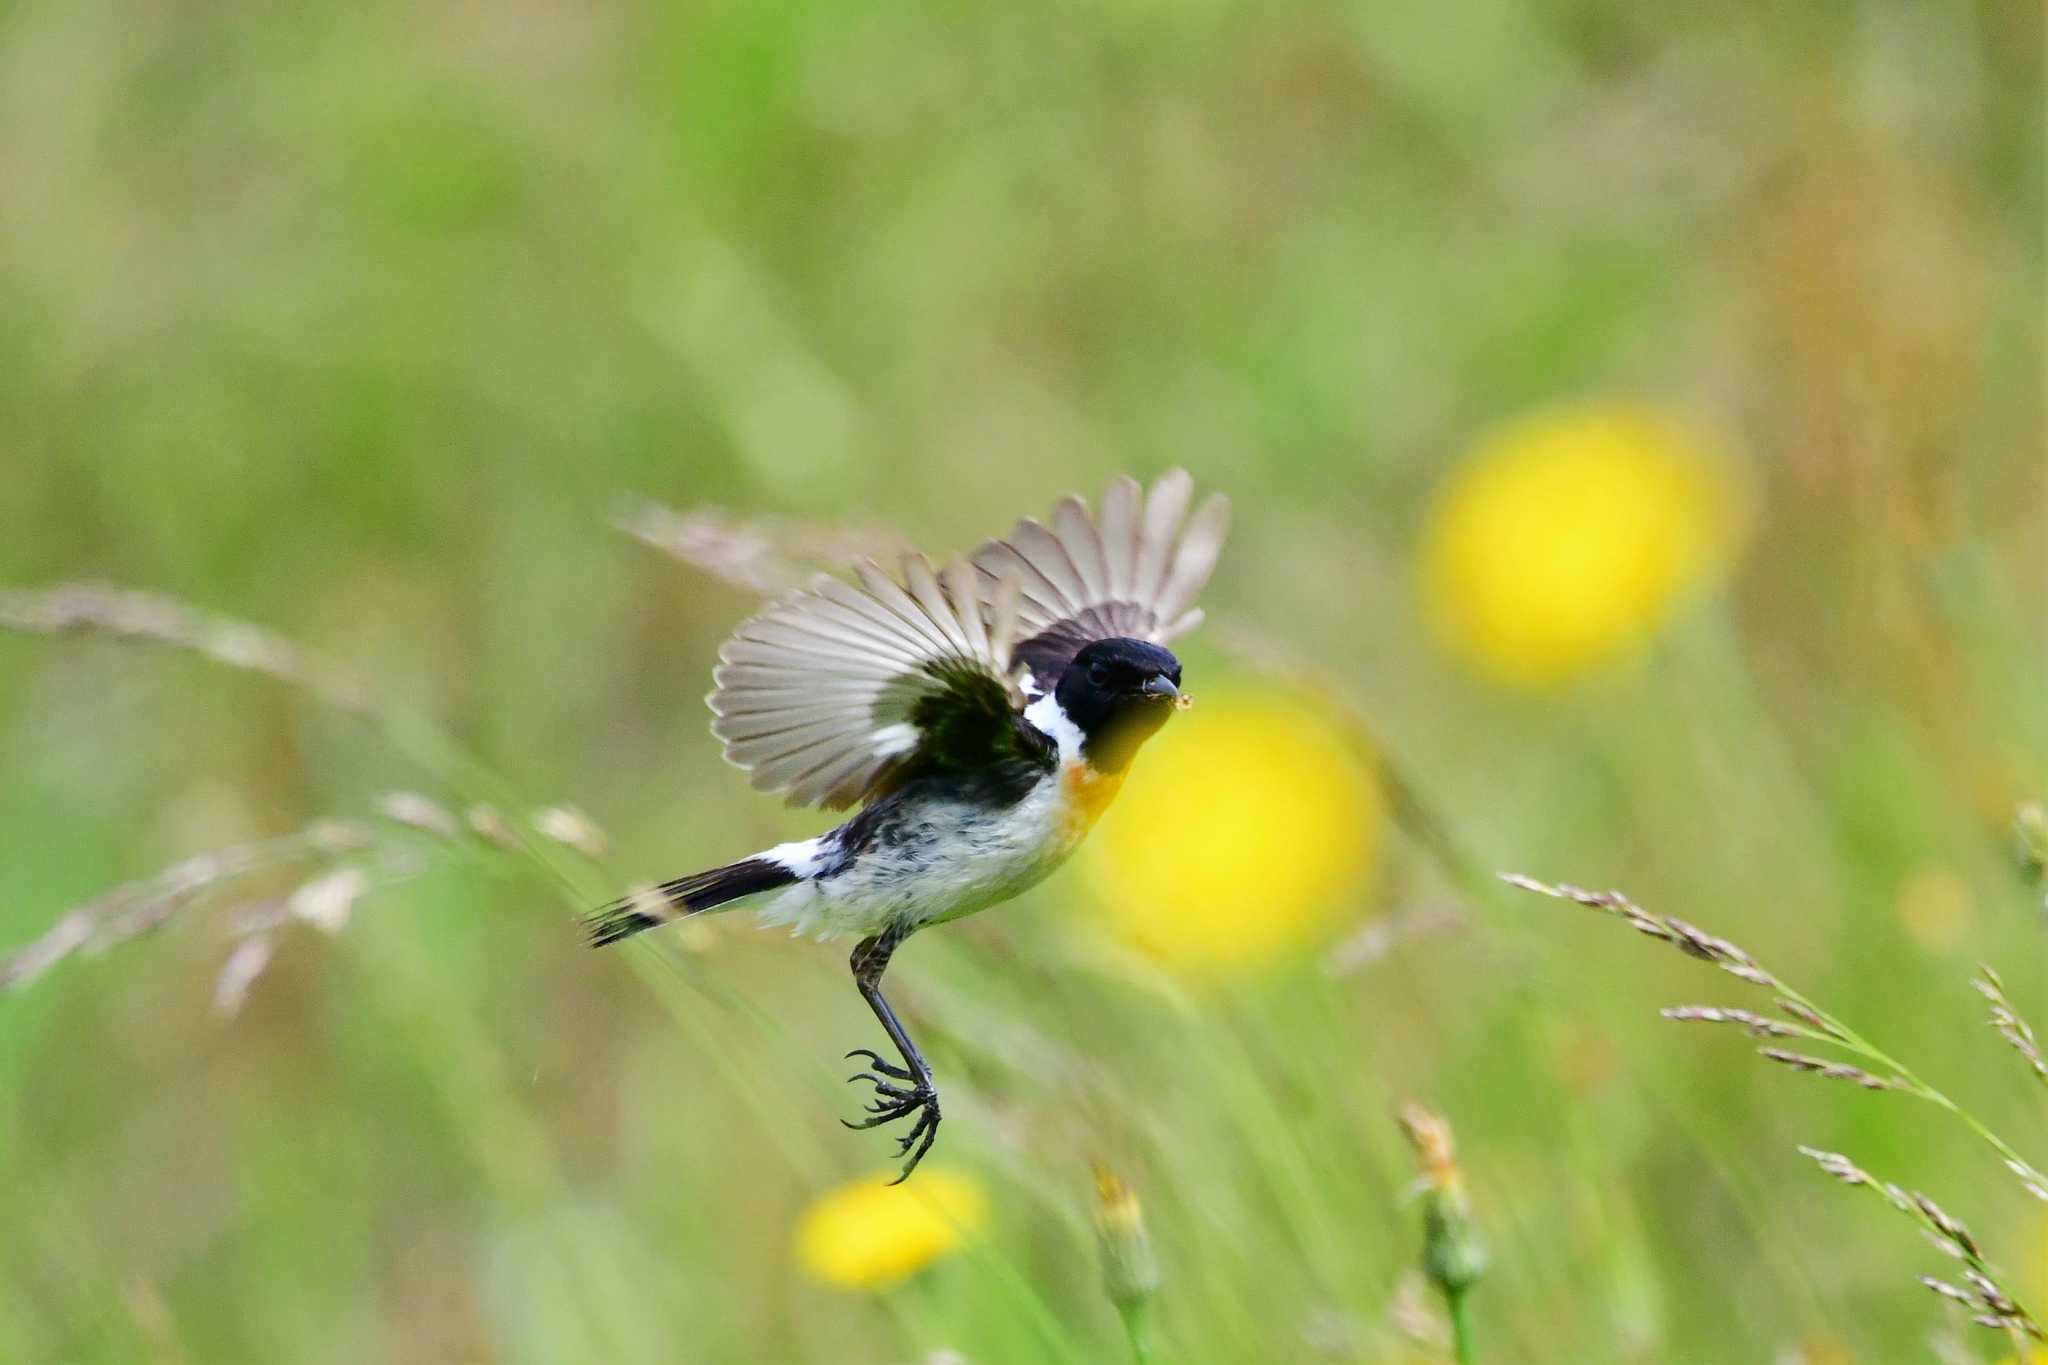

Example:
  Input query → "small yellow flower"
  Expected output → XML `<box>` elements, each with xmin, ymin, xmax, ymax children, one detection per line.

<box><xmin>793</xmin><ymin>1170</ymin><xmax>989</xmax><ymax>1291</ymax></box>
<box><xmin>1081</xmin><ymin>689</ymin><xmax>1381</xmax><ymax>975</ymax></box>
<box><xmin>1895</xmin><ymin>865</ymin><xmax>1975</xmax><ymax>954</ymax></box>
<box><xmin>1418</xmin><ymin>402</ymin><xmax>1745</xmax><ymax>689</ymax></box>
<box><xmin>2029</xmin><ymin>1204</ymin><xmax>2048</xmax><ymax>1328</ymax></box>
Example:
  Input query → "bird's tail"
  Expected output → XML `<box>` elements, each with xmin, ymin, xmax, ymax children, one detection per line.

<box><xmin>585</xmin><ymin>855</ymin><xmax>801</xmax><ymax>947</ymax></box>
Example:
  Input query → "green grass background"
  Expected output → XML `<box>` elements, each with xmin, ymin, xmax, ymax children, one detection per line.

<box><xmin>0</xmin><ymin>0</ymin><xmax>2042</xmax><ymax>1360</ymax></box>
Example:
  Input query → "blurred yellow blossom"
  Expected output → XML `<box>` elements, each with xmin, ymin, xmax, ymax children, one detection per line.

<box><xmin>793</xmin><ymin>1170</ymin><xmax>988</xmax><ymax>1291</ymax></box>
<box><xmin>1082</xmin><ymin>689</ymin><xmax>1381</xmax><ymax>975</ymax></box>
<box><xmin>2029</xmin><ymin>1204</ymin><xmax>2048</xmax><ymax>1332</ymax></box>
<box><xmin>1895</xmin><ymin>865</ymin><xmax>1974</xmax><ymax>953</ymax></box>
<box><xmin>1418</xmin><ymin>402</ymin><xmax>1745</xmax><ymax>689</ymax></box>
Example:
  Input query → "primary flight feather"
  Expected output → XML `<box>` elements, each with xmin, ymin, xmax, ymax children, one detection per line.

<box><xmin>589</xmin><ymin>470</ymin><xmax>1229</xmax><ymax>1179</ymax></box>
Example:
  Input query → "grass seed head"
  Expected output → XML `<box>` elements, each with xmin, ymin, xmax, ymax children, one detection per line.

<box><xmin>1921</xmin><ymin>1276</ymin><xmax>1975</xmax><ymax>1306</ymax></box>
<box><xmin>464</xmin><ymin>805</ymin><xmax>522</xmax><ymax>851</ymax></box>
<box><xmin>1912</xmin><ymin>1194</ymin><xmax>1979</xmax><ymax>1260</ymax></box>
<box><xmin>534</xmin><ymin>805</ymin><xmax>608</xmax><ymax>860</ymax></box>
<box><xmin>1662</xmin><ymin>1005</ymin><xmax>1798</xmax><ymax>1037</ymax></box>
<box><xmin>211</xmin><ymin>937</ymin><xmax>275</xmax><ymax>1018</ymax></box>
<box><xmin>616</xmin><ymin>498</ymin><xmax>908</xmax><ymax>595</ymax></box>
<box><xmin>1774</xmin><ymin>998</ymin><xmax>1843</xmax><ymax>1039</ymax></box>
<box><xmin>378</xmin><ymin>792</ymin><xmax>461</xmax><ymax>840</ymax></box>
<box><xmin>1501</xmin><ymin>874</ymin><xmax>1778</xmax><ymax>986</ymax></box>
<box><xmin>1971</xmin><ymin>966</ymin><xmax>2048</xmax><ymax>1086</ymax></box>
<box><xmin>0</xmin><ymin>582</ymin><xmax>371</xmax><ymax>710</ymax></box>
<box><xmin>1758</xmin><ymin>1048</ymin><xmax>1895</xmax><ymax>1089</ymax></box>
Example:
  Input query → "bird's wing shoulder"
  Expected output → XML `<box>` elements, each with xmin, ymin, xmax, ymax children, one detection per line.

<box><xmin>708</xmin><ymin>553</ymin><xmax>1036</xmax><ymax>810</ymax></box>
<box><xmin>970</xmin><ymin>469</ymin><xmax>1231</xmax><ymax>693</ymax></box>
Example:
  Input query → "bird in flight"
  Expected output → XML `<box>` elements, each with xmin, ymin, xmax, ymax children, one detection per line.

<box><xmin>587</xmin><ymin>471</ymin><xmax>1229</xmax><ymax>1180</ymax></box>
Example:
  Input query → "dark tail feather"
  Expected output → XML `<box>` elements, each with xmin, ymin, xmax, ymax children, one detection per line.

<box><xmin>585</xmin><ymin>857</ymin><xmax>799</xmax><ymax>947</ymax></box>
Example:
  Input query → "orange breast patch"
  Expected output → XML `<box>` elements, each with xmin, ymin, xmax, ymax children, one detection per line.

<box><xmin>1058</xmin><ymin>760</ymin><xmax>1127</xmax><ymax>840</ymax></box>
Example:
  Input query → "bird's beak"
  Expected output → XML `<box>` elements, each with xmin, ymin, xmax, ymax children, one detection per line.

<box><xmin>1139</xmin><ymin>674</ymin><xmax>1180</xmax><ymax>702</ymax></box>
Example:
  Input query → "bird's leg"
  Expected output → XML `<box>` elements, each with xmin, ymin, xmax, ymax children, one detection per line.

<box><xmin>841</xmin><ymin>925</ymin><xmax>942</xmax><ymax>1182</ymax></box>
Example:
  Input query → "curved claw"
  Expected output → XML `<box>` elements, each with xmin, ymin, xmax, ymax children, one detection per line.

<box><xmin>842</xmin><ymin>1094</ymin><xmax>923</xmax><ymax>1130</ymax></box>
<box><xmin>845</xmin><ymin>1048</ymin><xmax>914</xmax><ymax>1081</ymax></box>
<box><xmin>838</xmin><ymin>1039</ymin><xmax>943</xmax><ymax>1180</ymax></box>
<box><xmin>886</xmin><ymin>1103</ymin><xmax>942</xmax><ymax>1184</ymax></box>
<box><xmin>847</xmin><ymin>1071</ymin><xmax>914</xmax><ymax>1098</ymax></box>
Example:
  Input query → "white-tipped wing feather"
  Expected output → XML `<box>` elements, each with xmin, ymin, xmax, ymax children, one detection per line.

<box><xmin>708</xmin><ymin>554</ymin><xmax>1020</xmax><ymax>809</ymax></box>
<box><xmin>972</xmin><ymin>469</ymin><xmax>1230</xmax><ymax>690</ymax></box>
<box><xmin>703</xmin><ymin>471</ymin><xmax>1224</xmax><ymax>807</ymax></box>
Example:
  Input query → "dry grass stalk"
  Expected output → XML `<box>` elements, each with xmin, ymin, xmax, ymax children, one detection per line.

<box><xmin>1504</xmin><ymin>872</ymin><xmax>2048</xmax><ymax>1193</ymax></box>
<box><xmin>1774</xmin><ymin>997</ymin><xmax>1844</xmax><ymax>1039</ymax></box>
<box><xmin>1</xmin><ymin>581</ymin><xmax>629</xmax><ymax>1022</ymax></box>
<box><xmin>1510</xmin><ymin>866</ymin><xmax>2048</xmax><ymax>1350</ymax></box>
<box><xmin>0</xmin><ymin>821</ymin><xmax>372</xmax><ymax>990</ymax></box>
<box><xmin>1380</xmin><ymin>1272</ymin><xmax>1450</xmax><ymax>1353</ymax></box>
<box><xmin>0</xmin><ymin>582</ymin><xmax>371</xmax><ymax>711</ymax></box>
<box><xmin>465</xmin><ymin>804</ymin><xmax>522</xmax><ymax>852</ymax></box>
<box><xmin>533</xmin><ymin>805</ymin><xmax>608</xmax><ymax>859</ymax></box>
<box><xmin>377</xmin><ymin>791</ymin><xmax>461</xmax><ymax>840</ymax></box>
<box><xmin>3</xmin><ymin>781</ymin><xmax>594</xmax><ymax>1015</ymax></box>
<box><xmin>1755</xmin><ymin>1048</ymin><xmax>1897</xmax><ymax>1090</ymax></box>
<box><xmin>1972</xmin><ymin>966</ymin><xmax>2048</xmax><ymax>1088</ymax></box>
<box><xmin>1498</xmin><ymin>874</ymin><xmax>1777</xmax><ymax>987</ymax></box>
<box><xmin>1323</xmin><ymin>902</ymin><xmax>1463</xmax><ymax>977</ymax></box>
<box><xmin>211</xmin><ymin>937</ymin><xmax>275</xmax><ymax>1018</ymax></box>
<box><xmin>1796</xmin><ymin>1147</ymin><xmax>2041</xmax><ymax>1346</ymax></box>
<box><xmin>1921</xmin><ymin>1276</ymin><xmax>1976</xmax><ymax>1306</ymax></box>
<box><xmin>1660</xmin><ymin>1005</ymin><xmax>1801</xmax><ymax>1038</ymax></box>
<box><xmin>2004</xmin><ymin>1159</ymin><xmax>2048</xmax><ymax>1204</ymax></box>
<box><xmin>615</xmin><ymin>498</ymin><xmax>908</xmax><ymax>596</ymax></box>
<box><xmin>288</xmin><ymin>866</ymin><xmax>371</xmax><ymax>934</ymax></box>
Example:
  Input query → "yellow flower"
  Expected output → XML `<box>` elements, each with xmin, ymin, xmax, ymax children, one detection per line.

<box><xmin>1895</xmin><ymin>864</ymin><xmax>1975</xmax><ymax>953</ymax></box>
<box><xmin>793</xmin><ymin>1170</ymin><xmax>989</xmax><ymax>1291</ymax></box>
<box><xmin>1081</xmin><ymin>689</ymin><xmax>1381</xmax><ymax>975</ymax></box>
<box><xmin>1418</xmin><ymin>402</ymin><xmax>1744</xmax><ymax>689</ymax></box>
<box><xmin>2029</xmin><ymin>1204</ymin><xmax>2048</xmax><ymax>1328</ymax></box>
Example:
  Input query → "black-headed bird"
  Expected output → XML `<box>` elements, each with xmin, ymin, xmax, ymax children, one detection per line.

<box><xmin>587</xmin><ymin>472</ymin><xmax>1229</xmax><ymax>1179</ymax></box>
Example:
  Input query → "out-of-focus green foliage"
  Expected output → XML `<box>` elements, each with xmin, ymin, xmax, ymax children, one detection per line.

<box><xmin>0</xmin><ymin>0</ymin><xmax>2040</xmax><ymax>1360</ymax></box>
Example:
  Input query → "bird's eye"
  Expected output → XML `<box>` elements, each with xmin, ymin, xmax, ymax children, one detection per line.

<box><xmin>1088</xmin><ymin>662</ymin><xmax>1111</xmax><ymax>687</ymax></box>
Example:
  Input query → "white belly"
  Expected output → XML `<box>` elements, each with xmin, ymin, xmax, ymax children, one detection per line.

<box><xmin>751</xmin><ymin>764</ymin><xmax>1117</xmax><ymax>940</ymax></box>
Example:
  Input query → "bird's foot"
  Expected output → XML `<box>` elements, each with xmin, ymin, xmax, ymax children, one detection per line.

<box><xmin>842</xmin><ymin>1050</ymin><xmax>942</xmax><ymax>1182</ymax></box>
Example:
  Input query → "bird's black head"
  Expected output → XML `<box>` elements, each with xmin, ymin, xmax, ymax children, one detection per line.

<box><xmin>1052</xmin><ymin>637</ymin><xmax>1184</xmax><ymax>773</ymax></box>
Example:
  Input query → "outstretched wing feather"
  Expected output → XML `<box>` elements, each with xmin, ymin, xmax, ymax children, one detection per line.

<box><xmin>969</xmin><ymin>469</ymin><xmax>1229</xmax><ymax>690</ymax></box>
<box><xmin>1153</xmin><ymin>492</ymin><xmax>1232</xmax><ymax>626</ymax></box>
<box><xmin>706</xmin><ymin>553</ymin><xmax>1025</xmax><ymax>809</ymax></box>
<box><xmin>702</xmin><ymin>473</ymin><xmax>1223</xmax><ymax>806</ymax></box>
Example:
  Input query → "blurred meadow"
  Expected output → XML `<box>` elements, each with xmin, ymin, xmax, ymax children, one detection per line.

<box><xmin>1</xmin><ymin>0</ymin><xmax>2042</xmax><ymax>1361</ymax></box>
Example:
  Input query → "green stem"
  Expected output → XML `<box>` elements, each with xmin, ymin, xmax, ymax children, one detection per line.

<box><xmin>1117</xmin><ymin>1299</ymin><xmax>1157</xmax><ymax>1365</ymax></box>
<box><xmin>1446</xmin><ymin>1285</ymin><xmax>1476</xmax><ymax>1365</ymax></box>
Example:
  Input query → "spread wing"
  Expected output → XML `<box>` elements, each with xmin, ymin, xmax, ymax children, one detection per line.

<box><xmin>707</xmin><ymin>555</ymin><xmax>1028</xmax><ymax>809</ymax></box>
<box><xmin>971</xmin><ymin>469</ymin><xmax>1231</xmax><ymax>692</ymax></box>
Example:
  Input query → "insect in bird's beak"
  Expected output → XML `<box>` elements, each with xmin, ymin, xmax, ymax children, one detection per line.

<box><xmin>1140</xmin><ymin>674</ymin><xmax>1181</xmax><ymax>703</ymax></box>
